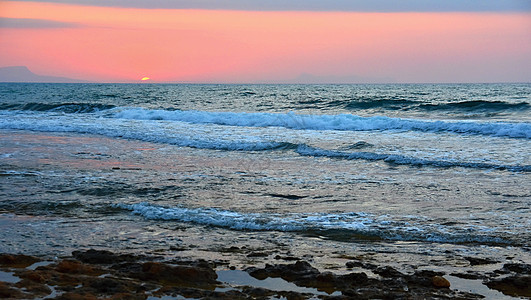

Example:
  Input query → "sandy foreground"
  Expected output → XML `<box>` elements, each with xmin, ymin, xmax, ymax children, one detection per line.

<box><xmin>1</xmin><ymin>248</ymin><xmax>530</xmax><ymax>299</ymax></box>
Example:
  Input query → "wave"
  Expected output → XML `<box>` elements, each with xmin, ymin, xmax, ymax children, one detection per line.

<box><xmin>325</xmin><ymin>98</ymin><xmax>528</xmax><ymax>112</ymax></box>
<box><xmin>342</xmin><ymin>99</ymin><xmax>420</xmax><ymax>110</ymax></box>
<box><xmin>114</xmin><ymin>202</ymin><xmax>517</xmax><ymax>245</ymax></box>
<box><xmin>0</xmin><ymin>102</ymin><xmax>115</xmax><ymax>113</ymax></box>
<box><xmin>1</xmin><ymin>113</ymin><xmax>528</xmax><ymax>172</ymax></box>
<box><xmin>0</xmin><ymin>115</ymin><xmax>296</xmax><ymax>152</ymax></box>
<box><xmin>295</xmin><ymin>145</ymin><xmax>531</xmax><ymax>172</ymax></box>
<box><xmin>112</xmin><ymin>108</ymin><xmax>531</xmax><ymax>139</ymax></box>
<box><xmin>418</xmin><ymin>100</ymin><xmax>529</xmax><ymax>111</ymax></box>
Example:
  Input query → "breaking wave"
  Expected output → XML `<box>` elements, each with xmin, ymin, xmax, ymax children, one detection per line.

<box><xmin>295</xmin><ymin>145</ymin><xmax>531</xmax><ymax>172</ymax></box>
<box><xmin>114</xmin><ymin>202</ymin><xmax>518</xmax><ymax>245</ymax></box>
<box><xmin>112</xmin><ymin>108</ymin><xmax>531</xmax><ymax>139</ymax></box>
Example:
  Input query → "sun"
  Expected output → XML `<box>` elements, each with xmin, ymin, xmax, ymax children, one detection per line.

<box><xmin>141</xmin><ymin>77</ymin><xmax>150</xmax><ymax>81</ymax></box>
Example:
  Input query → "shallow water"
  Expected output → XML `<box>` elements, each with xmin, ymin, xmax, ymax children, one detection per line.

<box><xmin>0</xmin><ymin>83</ymin><xmax>530</xmax><ymax>297</ymax></box>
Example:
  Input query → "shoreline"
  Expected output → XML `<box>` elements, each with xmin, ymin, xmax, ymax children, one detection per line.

<box><xmin>1</xmin><ymin>249</ymin><xmax>529</xmax><ymax>299</ymax></box>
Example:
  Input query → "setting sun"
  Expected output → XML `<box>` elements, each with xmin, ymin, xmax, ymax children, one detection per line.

<box><xmin>141</xmin><ymin>77</ymin><xmax>150</xmax><ymax>81</ymax></box>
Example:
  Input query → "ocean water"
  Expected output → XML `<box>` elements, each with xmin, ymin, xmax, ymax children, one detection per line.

<box><xmin>0</xmin><ymin>83</ymin><xmax>529</xmax><ymax>275</ymax></box>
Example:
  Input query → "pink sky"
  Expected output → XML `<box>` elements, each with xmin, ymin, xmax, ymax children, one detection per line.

<box><xmin>0</xmin><ymin>1</ymin><xmax>530</xmax><ymax>83</ymax></box>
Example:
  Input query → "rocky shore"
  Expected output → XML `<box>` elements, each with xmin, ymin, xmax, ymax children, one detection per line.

<box><xmin>1</xmin><ymin>249</ymin><xmax>530</xmax><ymax>299</ymax></box>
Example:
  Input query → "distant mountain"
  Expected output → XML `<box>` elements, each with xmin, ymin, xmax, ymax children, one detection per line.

<box><xmin>0</xmin><ymin>66</ymin><xmax>88</xmax><ymax>83</ymax></box>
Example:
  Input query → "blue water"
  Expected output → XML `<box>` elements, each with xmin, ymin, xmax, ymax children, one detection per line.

<box><xmin>0</xmin><ymin>83</ymin><xmax>529</xmax><ymax>275</ymax></box>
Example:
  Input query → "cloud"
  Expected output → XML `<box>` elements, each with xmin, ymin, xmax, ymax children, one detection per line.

<box><xmin>0</xmin><ymin>17</ymin><xmax>80</xmax><ymax>28</ymax></box>
<box><xmin>5</xmin><ymin>0</ymin><xmax>531</xmax><ymax>12</ymax></box>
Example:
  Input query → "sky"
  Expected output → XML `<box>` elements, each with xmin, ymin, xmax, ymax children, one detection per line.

<box><xmin>0</xmin><ymin>0</ymin><xmax>530</xmax><ymax>83</ymax></box>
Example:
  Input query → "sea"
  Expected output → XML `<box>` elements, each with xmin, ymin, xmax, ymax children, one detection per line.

<box><xmin>0</xmin><ymin>83</ymin><xmax>529</xmax><ymax>286</ymax></box>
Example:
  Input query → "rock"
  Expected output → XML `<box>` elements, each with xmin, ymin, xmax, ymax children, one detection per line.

<box><xmin>14</xmin><ymin>279</ymin><xmax>51</xmax><ymax>297</ymax></box>
<box><xmin>55</xmin><ymin>292</ymin><xmax>99</xmax><ymax>299</ymax></box>
<box><xmin>190</xmin><ymin>259</ymin><xmax>216</xmax><ymax>269</ymax></box>
<box><xmin>464</xmin><ymin>257</ymin><xmax>498</xmax><ymax>266</ymax></box>
<box><xmin>0</xmin><ymin>250</ymin><xmax>487</xmax><ymax>299</ymax></box>
<box><xmin>136</xmin><ymin>262</ymin><xmax>218</xmax><ymax>287</ymax></box>
<box><xmin>346</xmin><ymin>260</ymin><xmax>363</xmax><ymax>268</ymax></box>
<box><xmin>415</xmin><ymin>270</ymin><xmax>445</xmax><ymax>277</ymax></box>
<box><xmin>15</xmin><ymin>269</ymin><xmax>51</xmax><ymax>284</ymax></box>
<box><xmin>0</xmin><ymin>282</ymin><xmax>25</xmax><ymax>299</ymax></box>
<box><xmin>72</xmin><ymin>249</ymin><xmax>141</xmax><ymax>265</ymax></box>
<box><xmin>241</xmin><ymin>286</ymin><xmax>275</xmax><ymax>298</ymax></box>
<box><xmin>345</xmin><ymin>260</ymin><xmax>377</xmax><ymax>270</ymax></box>
<box><xmin>56</xmin><ymin>260</ymin><xmax>102</xmax><ymax>276</ymax></box>
<box><xmin>503</xmin><ymin>263</ymin><xmax>531</xmax><ymax>274</ymax></box>
<box><xmin>274</xmin><ymin>255</ymin><xmax>300</xmax><ymax>261</ymax></box>
<box><xmin>247</xmin><ymin>252</ymin><xmax>269</xmax><ymax>258</ymax></box>
<box><xmin>247</xmin><ymin>260</ymin><xmax>369</xmax><ymax>293</ymax></box>
<box><xmin>486</xmin><ymin>275</ymin><xmax>531</xmax><ymax>297</ymax></box>
<box><xmin>0</xmin><ymin>254</ymin><xmax>40</xmax><ymax>268</ymax></box>
<box><xmin>374</xmin><ymin>266</ymin><xmax>404</xmax><ymax>278</ymax></box>
<box><xmin>247</xmin><ymin>261</ymin><xmax>320</xmax><ymax>282</ymax></box>
<box><xmin>405</xmin><ymin>270</ymin><xmax>446</xmax><ymax>288</ymax></box>
<box><xmin>340</xmin><ymin>272</ymin><xmax>369</xmax><ymax>284</ymax></box>
<box><xmin>87</xmin><ymin>277</ymin><xmax>126</xmax><ymax>294</ymax></box>
<box><xmin>432</xmin><ymin>276</ymin><xmax>451</xmax><ymax>288</ymax></box>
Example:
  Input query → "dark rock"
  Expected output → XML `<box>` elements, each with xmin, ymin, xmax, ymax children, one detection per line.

<box><xmin>135</xmin><ymin>262</ymin><xmax>218</xmax><ymax>287</ymax></box>
<box><xmin>247</xmin><ymin>260</ymin><xmax>370</xmax><ymax>293</ymax></box>
<box><xmin>405</xmin><ymin>269</ymin><xmax>446</xmax><ymax>288</ymax></box>
<box><xmin>16</xmin><ymin>269</ymin><xmax>51</xmax><ymax>284</ymax></box>
<box><xmin>169</xmin><ymin>246</ymin><xmax>187</xmax><ymax>251</ymax></box>
<box><xmin>464</xmin><ymin>257</ymin><xmax>498</xmax><ymax>266</ymax></box>
<box><xmin>0</xmin><ymin>250</ymin><xmax>488</xmax><ymax>300</ymax></box>
<box><xmin>340</xmin><ymin>272</ymin><xmax>369</xmax><ymax>284</ymax></box>
<box><xmin>0</xmin><ymin>282</ymin><xmax>25</xmax><ymax>299</ymax></box>
<box><xmin>345</xmin><ymin>260</ymin><xmax>377</xmax><ymax>270</ymax></box>
<box><xmin>14</xmin><ymin>279</ymin><xmax>51</xmax><ymax>297</ymax></box>
<box><xmin>247</xmin><ymin>261</ymin><xmax>320</xmax><ymax>282</ymax></box>
<box><xmin>0</xmin><ymin>254</ymin><xmax>40</xmax><ymax>268</ymax></box>
<box><xmin>55</xmin><ymin>292</ymin><xmax>99</xmax><ymax>299</ymax></box>
<box><xmin>503</xmin><ymin>263</ymin><xmax>531</xmax><ymax>274</ymax></box>
<box><xmin>56</xmin><ymin>260</ymin><xmax>103</xmax><ymax>276</ymax></box>
<box><xmin>414</xmin><ymin>270</ymin><xmax>445</xmax><ymax>277</ymax></box>
<box><xmin>190</xmin><ymin>259</ymin><xmax>216</xmax><ymax>269</ymax></box>
<box><xmin>110</xmin><ymin>262</ymin><xmax>143</xmax><ymax>274</ymax></box>
<box><xmin>274</xmin><ymin>255</ymin><xmax>300</xmax><ymax>261</ymax></box>
<box><xmin>277</xmin><ymin>290</ymin><xmax>309</xmax><ymax>300</ymax></box>
<box><xmin>87</xmin><ymin>277</ymin><xmax>127</xmax><ymax>294</ymax></box>
<box><xmin>346</xmin><ymin>260</ymin><xmax>363</xmax><ymax>268</ymax></box>
<box><xmin>247</xmin><ymin>252</ymin><xmax>269</xmax><ymax>258</ymax></box>
<box><xmin>374</xmin><ymin>266</ymin><xmax>404</xmax><ymax>278</ymax></box>
<box><xmin>220</xmin><ymin>246</ymin><xmax>242</xmax><ymax>253</ymax></box>
<box><xmin>241</xmin><ymin>286</ymin><xmax>275</xmax><ymax>298</ymax></box>
<box><xmin>485</xmin><ymin>275</ymin><xmax>531</xmax><ymax>297</ymax></box>
<box><xmin>72</xmin><ymin>249</ymin><xmax>141</xmax><ymax>265</ymax></box>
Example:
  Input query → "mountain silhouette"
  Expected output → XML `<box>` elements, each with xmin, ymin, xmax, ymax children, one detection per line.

<box><xmin>0</xmin><ymin>66</ymin><xmax>87</xmax><ymax>83</ymax></box>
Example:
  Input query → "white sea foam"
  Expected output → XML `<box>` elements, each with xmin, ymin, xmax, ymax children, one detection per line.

<box><xmin>114</xmin><ymin>202</ymin><xmax>514</xmax><ymax>245</ymax></box>
<box><xmin>295</xmin><ymin>145</ymin><xmax>531</xmax><ymax>172</ymax></box>
<box><xmin>1</xmin><ymin>111</ymin><xmax>529</xmax><ymax>171</ymax></box>
<box><xmin>0</xmin><ymin>112</ymin><xmax>288</xmax><ymax>151</ymax></box>
<box><xmin>112</xmin><ymin>108</ymin><xmax>531</xmax><ymax>138</ymax></box>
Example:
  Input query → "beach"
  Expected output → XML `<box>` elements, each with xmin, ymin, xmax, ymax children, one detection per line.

<box><xmin>1</xmin><ymin>83</ymin><xmax>530</xmax><ymax>298</ymax></box>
